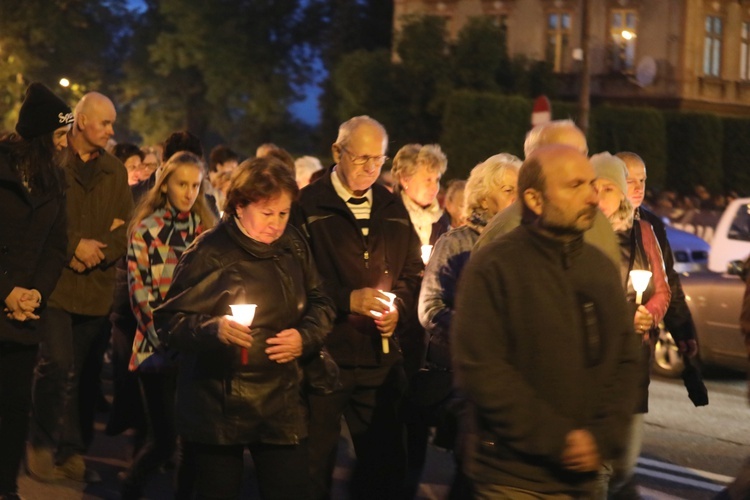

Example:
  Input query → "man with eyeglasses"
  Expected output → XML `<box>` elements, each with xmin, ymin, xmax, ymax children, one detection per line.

<box><xmin>293</xmin><ymin>115</ymin><xmax>424</xmax><ymax>500</ymax></box>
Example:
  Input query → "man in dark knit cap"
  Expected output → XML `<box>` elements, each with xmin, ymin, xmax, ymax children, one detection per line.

<box><xmin>27</xmin><ymin>92</ymin><xmax>133</xmax><ymax>484</ymax></box>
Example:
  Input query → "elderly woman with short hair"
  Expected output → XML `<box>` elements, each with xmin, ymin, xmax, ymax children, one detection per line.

<box><xmin>415</xmin><ymin>152</ymin><xmax>521</xmax><ymax>499</ymax></box>
<box><xmin>391</xmin><ymin>143</ymin><xmax>450</xmax><ymax>246</ymax></box>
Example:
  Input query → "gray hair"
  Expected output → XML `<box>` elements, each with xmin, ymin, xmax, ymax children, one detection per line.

<box><xmin>294</xmin><ymin>155</ymin><xmax>323</xmax><ymax>181</ymax></box>
<box><xmin>391</xmin><ymin>143</ymin><xmax>448</xmax><ymax>193</ymax></box>
<box><xmin>334</xmin><ymin>115</ymin><xmax>388</xmax><ymax>149</ymax></box>
<box><xmin>464</xmin><ymin>153</ymin><xmax>522</xmax><ymax>217</ymax></box>
<box><xmin>524</xmin><ymin>119</ymin><xmax>586</xmax><ymax>158</ymax></box>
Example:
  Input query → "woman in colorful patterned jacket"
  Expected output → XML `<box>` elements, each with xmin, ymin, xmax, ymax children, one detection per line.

<box><xmin>120</xmin><ymin>151</ymin><xmax>216</xmax><ymax>499</ymax></box>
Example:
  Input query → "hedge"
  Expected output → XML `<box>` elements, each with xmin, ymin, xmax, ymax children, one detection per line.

<box><xmin>440</xmin><ymin>90</ymin><xmax>530</xmax><ymax>180</ymax></box>
<box><xmin>664</xmin><ymin>112</ymin><xmax>723</xmax><ymax>194</ymax></box>
<box><xmin>721</xmin><ymin>117</ymin><xmax>750</xmax><ymax>195</ymax></box>
<box><xmin>589</xmin><ymin>105</ymin><xmax>668</xmax><ymax>190</ymax></box>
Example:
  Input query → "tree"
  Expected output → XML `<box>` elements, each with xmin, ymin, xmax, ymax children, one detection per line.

<box><xmin>120</xmin><ymin>0</ymin><xmax>321</xmax><ymax>153</ymax></box>
<box><xmin>0</xmin><ymin>0</ymin><xmax>130</xmax><ymax>130</ymax></box>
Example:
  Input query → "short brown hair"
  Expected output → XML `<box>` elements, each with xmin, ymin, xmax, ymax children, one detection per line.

<box><xmin>224</xmin><ymin>157</ymin><xmax>299</xmax><ymax>216</ymax></box>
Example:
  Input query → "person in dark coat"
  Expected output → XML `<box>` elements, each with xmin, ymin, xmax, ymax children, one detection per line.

<box><xmin>153</xmin><ymin>157</ymin><xmax>335</xmax><ymax>500</ymax></box>
<box><xmin>0</xmin><ymin>82</ymin><xmax>71</xmax><ymax>499</ymax></box>
<box><xmin>293</xmin><ymin>116</ymin><xmax>424</xmax><ymax>500</ymax></box>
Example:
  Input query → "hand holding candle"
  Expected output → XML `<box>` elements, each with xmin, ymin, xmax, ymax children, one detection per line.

<box><xmin>230</xmin><ymin>304</ymin><xmax>257</xmax><ymax>364</ymax></box>
<box><xmin>370</xmin><ymin>291</ymin><xmax>396</xmax><ymax>354</ymax></box>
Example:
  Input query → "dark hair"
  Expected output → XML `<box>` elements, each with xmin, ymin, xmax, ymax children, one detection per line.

<box><xmin>518</xmin><ymin>156</ymin><xmax>546</xmax><ymax>224</ymax></box>
<box><xmin>163</xmin><ymin>131</ymin><xmax>203</xmax><ymax>163</ymax></box>
<box><xmin>209</xmin><ymin>144</ymin><xmax>239</xmax><ymax>172</ymax></box>
<box><xmin>112</xmin><ymin>142</ymin><xmax>144</xmax><ymax>164</ymax></box>
<box><xmin>0</xmin><ymin>131</ymin><xmax>66</xmax><ymax>195</ymax></box>
<box><xmin>224</xmin><ymin>157</ymin><xmax>299</xmax><ymax>217</ymax></box>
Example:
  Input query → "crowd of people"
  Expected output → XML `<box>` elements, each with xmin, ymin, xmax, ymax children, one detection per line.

<box><xmin>0</xmin><ymin>81</ymin><xmax>720</xmax><ymax>500</ymax></box>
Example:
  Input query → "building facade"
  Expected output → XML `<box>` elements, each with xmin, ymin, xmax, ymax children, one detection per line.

<box><xmin>393</xmin><ymin>0</ymin><xmax>750</xmax><ymax>116</ymax></box>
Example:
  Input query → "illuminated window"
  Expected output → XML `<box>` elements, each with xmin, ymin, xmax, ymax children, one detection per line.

<box><xmin>546</xmin><ymin>11</ymin><xmax>571</xmax><ymax>72</ymax></box>
<box><xmin>610</xmin><ymin>8</ymin><xmax>637</xmax><ymax>72</ymax></box>
<box><xmin>704</xmin><ymin>15</ymin><xmax>723</xmax><ymax>77</ymax></box>
<box><xmin>741</xmin><ymin>22</ymin><xmax>750</xmax><ymax>80</ymax></box>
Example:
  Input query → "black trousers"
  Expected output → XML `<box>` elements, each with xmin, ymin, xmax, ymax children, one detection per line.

<box><xmin>121</xmin><ymin>370</ymin><xmax>177</xmax><ymax>497</ymax></box>
<box><xmin>30</xmin><ymin>308</ymin><xmax>110</xmax><ymax>460</ymax></box>
<box><xmin>308</xmin><ymin>361</ymin><xmax>407</xmax><ymax>500</ymax></box>
<box><xmin>0</xmin><ymin>341</ymin><xmax>37</xmax><ymax>495</ymax></box>
<box><xmin>185</xmin><ymin>440</ymin><xmax>310</xmax><ymax>500</ymax></box>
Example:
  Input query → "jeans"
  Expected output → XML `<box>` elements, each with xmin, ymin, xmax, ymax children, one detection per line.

<box><xmin>29</xmin><ymin>308</ymin><xmax>110</xmax><ymax>460</ymax></box>
<box><xmin>596</xmin><ymin>414</ymin><xmax>644</xmax><ymax>499</ymax></box>
<box><xmin>0</xmin><ymin>342</ymin><xmax>37</xmax><ymax>494</ymax></box>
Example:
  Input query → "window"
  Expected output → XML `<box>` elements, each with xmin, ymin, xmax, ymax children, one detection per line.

<box><xmin>741</xmin><ymin>22</ymin><xmax>750</xmax><ymax>80</ymax></box>
<box><xmin>703</xmin><ymin>15</ymin><xmax>723</xmax><ymax>77</ymax></box>
<box><xmin>609</xmin><ymin>8</ymin><xmax>637</xmax><ymax>72</ymax></box>
<box><xmin>546</xmin><ymin>11</ymin><xmax>571</xmax><ymax>72</ymax></box>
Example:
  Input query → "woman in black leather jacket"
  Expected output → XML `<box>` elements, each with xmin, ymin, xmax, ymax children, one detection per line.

<box><xmin>154</xmin><ymin>157</ymin><xmax>335</xmax><ymax>500</ymax></box>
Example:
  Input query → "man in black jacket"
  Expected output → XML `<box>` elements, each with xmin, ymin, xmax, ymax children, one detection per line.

<box><xmin>293</xmin><ymin>116</ymin><xmax>423</xmax><ymax>499</ymax></box>
<box><xmin>453</xmin><ymin>145</ymin><xmax>639</xmax><ymax>498</ymax></box>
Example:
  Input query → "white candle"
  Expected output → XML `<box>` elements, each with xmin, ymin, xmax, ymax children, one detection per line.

<box><xmin>629</xmin><ymin>270</ymin><xmax>652</xmax><ymax>305</ymax></box>
<box><xmin>229</xmin><ymin>304</ymin><xmax>257</xmax><ymax>326</ymax></box>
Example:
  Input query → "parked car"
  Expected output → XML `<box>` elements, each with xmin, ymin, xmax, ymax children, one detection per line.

<box><xmin>709</xmin><ymin>197</ymin><xmax>750</xmax><ymax>272</ymax></box>
<box><xmin>665</xmin><ymin>225</ymin><xmax>710</xmax><ymax>273</ymax></box>
<box><xmin>653</xmin><ymin>261</ymin><xmax>748</xmax><ymax>377</ymax></box>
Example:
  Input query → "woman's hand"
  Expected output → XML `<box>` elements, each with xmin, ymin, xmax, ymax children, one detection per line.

<box><xmin>634</xmin><ymin>305</ymin><xmax>654</xmax><ymax>342</ymax></box>
<box><xmin>216</xmin><ymin>316</ymin><xmax>252</xmax><ymax>347</ymax></box>
<box><xmin>266</xmin><ymin>328</ymin><xmax>303</xmax><ymax>363</ymax></box>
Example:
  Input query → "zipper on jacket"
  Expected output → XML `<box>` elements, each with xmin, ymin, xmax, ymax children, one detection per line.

<box><xmin>363</xmin><ymin>250</ymin><xmax>369</xmax><ymax>268</ymax></box>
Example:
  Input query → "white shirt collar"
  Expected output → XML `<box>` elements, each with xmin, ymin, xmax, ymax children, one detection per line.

<box><xmin>331</xmin><ymin>166</ymin><xmax>373</xmax><ymax>204</ymax></box>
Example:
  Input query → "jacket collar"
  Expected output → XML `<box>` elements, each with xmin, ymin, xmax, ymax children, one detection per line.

<box><xmin>522</xmin><ymin>224</ymin><xmax>585</xmax><ymax>269</ymax></box>
<box><xmin>311</xmin><ymin>168</ymin><xmax>394</xmax><ymax>216</ymax></box>
<box><xmin>223</xmin><ymin>217</ymin><xmax>294</xmax><ymax>259</ymax></box>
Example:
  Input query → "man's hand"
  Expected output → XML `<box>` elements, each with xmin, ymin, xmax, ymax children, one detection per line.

<box><xmin>561</xmin><ymin>429</ymin><xmax>600</xmax><ymax>473</ymax></box>
<box><xmin>634</xmin><ymin>305</ymin><xmax>654</xmax><ymax>342</ymax></box>
<box><xmin>69</xmin><ymin>256</ymin><xmax>87</xmax><ymax>273</ymax></box>
<box><xmin>376</xmin><ymin>308</ymin><xmax>399</xmax><ymax>337</ymax></box>
<box><xmin>350</xmin><ymin>288</ymin><xmax>391</xmax><ymax>319</ymax></box>
<box><xmin>74</xmin><ymin>238</ymin><xmax>107</xmax><ymax>268</ymax></box>
<box><xmin>678</xmin><ymin>339</ymin><xmax>699</xmax><ymax>358</ymax></box>
<box><xmin>266</xmin><ymin>328</ymin><xmax>303</xmax><ymax>363</ymax></box>
<box><xmin>216</xmin><ymin>316</ymin><xmax>253</xmax><ymax>347</ymax></box>
<box><xmin>110</xmin><ymin>218</ymin><xmax>125</xmax><ymax>232</ymax></box>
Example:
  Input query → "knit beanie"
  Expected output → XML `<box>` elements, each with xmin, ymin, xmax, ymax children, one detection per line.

<box><xmin>590</xmin><ymin>152</ymin><xmax>628</xmax><ymax>195</ymax></box>
<box><xmin>15</xmin><ymin>82</ymin><xmax>74</xmax><ymax>140</ymax></box>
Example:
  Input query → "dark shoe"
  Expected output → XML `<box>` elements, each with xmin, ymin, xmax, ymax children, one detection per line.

<box><xmin>25</xmin><ymin>444</ymin><xmax>57</xmax><ymax>482</ymax></box>
<box><xmin>54</xmin><ymin>454</ymin><xmax>102</xmax><ymax>483</ymax></box>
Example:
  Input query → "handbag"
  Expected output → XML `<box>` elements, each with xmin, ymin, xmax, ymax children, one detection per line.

<box><xmin>301</xmin><ymin>347</ymin><xmax>341</xmax><ymax>396</ymax></box>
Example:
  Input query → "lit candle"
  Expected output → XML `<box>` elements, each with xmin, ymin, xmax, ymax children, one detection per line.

<box><xmin>629</xmin><ymin>270</ymin><xmax>652</xmax><ymax>306</ymax></box>
<box><xmin>421</xmin><ymin>244</ymin><xmax>433</xmax><ymax>265</ymax></box>
<box><xmin>370</xmin><ymin>291</ymin><xmax>396</xmax><ymax>354</ymax></box>
<box><xmin>230</xmin><ymin>304</ymin><xmax>257</xmax><ymax>364</ymax></box>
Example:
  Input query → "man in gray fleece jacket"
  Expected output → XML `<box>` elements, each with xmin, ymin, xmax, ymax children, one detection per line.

<box><xmin>453</xmin><ymin>145</ymin><xmax>640</xmax><ymax>498</ymax></box>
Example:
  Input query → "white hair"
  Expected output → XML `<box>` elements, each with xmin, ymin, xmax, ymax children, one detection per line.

<box><xmin>464</xmin><ymin>153</ymin><xmax>522</xmax><ymax>217</ymax></box>
<box><xmin>295</xmin><ymin>155</ymin><xmax>323</xmax><ymax>183</ymax></box>
<box><xmin>524</xmin><ymin>119</ymin><xmax>586</xmax><ymax>158</ymax></box>
<box><xmin>334</xmin><ymin>115</ymin><xmax>388</xmax><ymax>149</ymax></box>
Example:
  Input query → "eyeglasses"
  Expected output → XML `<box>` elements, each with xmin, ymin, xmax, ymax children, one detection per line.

<box><xmin>340</xmin><ymin>146</ymin><xmax>389</xmax><ymax>167</ymax></box>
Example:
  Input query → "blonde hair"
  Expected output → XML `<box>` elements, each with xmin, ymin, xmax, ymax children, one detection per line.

<box><xmin>129</xmin><ymin>151</ymin><xmax>217</xmax><ymax>235</ymax></box>
<box><xmin>524</xmin><ymin>119</ymin><xmax>588</xmax><ymax>158</ymax></box>
<box><xmin>390</xmin><ymin>143</ymin><xmax>448</xmax><ymax>194</ymax></box>
<box><xmin>464</xmin><ymin>153</ymin><xmax>522</xmax><ymax>217</ymax></box>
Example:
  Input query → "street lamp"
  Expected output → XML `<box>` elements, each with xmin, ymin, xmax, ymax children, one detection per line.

<box><xmin>59</xmin><ymin>78</ymin><xmax>70</xmax><ymax>87</ymax></box>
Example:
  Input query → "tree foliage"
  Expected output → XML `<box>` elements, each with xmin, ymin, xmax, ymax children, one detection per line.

<box><xmin>0</xmin><ymin>0</ymin><xmax>130</xmax><ymax>130</ymax></box>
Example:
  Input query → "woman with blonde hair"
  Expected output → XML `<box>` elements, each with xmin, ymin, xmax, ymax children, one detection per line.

<box><xmin>416</xmin><ymin>152</ymin><xmax>521</xmax><ymax>499</ymax></box>
<box><xmin>121</xmin><ymin>151</ymin><xmax>216</xmax><ymax>499</ymax></box>
<box><xmin>590</xmin><ymin>152</ymin><xmax>671</xmax><ymax>498</ymax></box>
